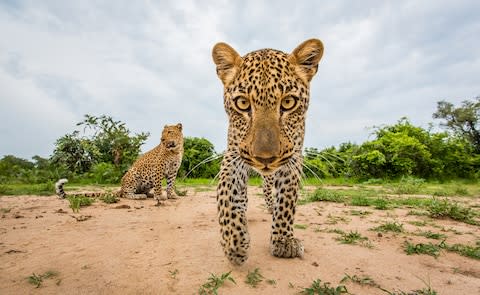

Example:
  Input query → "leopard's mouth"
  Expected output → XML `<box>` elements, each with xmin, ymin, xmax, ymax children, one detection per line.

<box><xmin>240</xmin><ymin>154</ymin><xmax>292</xmax><ymax>175</ymax></box>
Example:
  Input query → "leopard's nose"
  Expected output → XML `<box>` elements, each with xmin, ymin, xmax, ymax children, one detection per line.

<box><xmin>254</xmin><ymin>156</ymin><xmax>277</xmax><ymax>166</ymax></box>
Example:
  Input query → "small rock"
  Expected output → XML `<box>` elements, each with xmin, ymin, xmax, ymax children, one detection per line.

<box><xmin>5</xmin><ymin>249</ymin><xmax>25</xmax><ymax>254</ymax></box>
<box><xmin>312</xmin><ymin>262</ymin><xmax>319</xmax><ymax>267</ymax></box>
<box><xmin>72</xmin><ymin>215</ymin><xmax>92</xmax><ymax>222</ymax></box>
<box><xmin>377</xmin><ymin>233</ymin><xmax>383</xmax><ymax>237</ymax></box>
<box><xmin>114</xmin><ymin>204</ymin><xmax>131</xmax><ymax>209</ymax></box>
<box><xmin>13</xmin><ymin>213</ymin><xmax>24</xmax><ymax>219</ymax></box>
<box><xmin>35</xmin><ymin>215</ymin><xmax>44</xmax><ymax>219</ymax></box>
<box><xmin>55</xmin><ymin>208</ymin><xmax>68</xmax><ymax>214</ymax></box>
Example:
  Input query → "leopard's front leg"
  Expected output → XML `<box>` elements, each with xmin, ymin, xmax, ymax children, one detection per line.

<box><xmin>217</xmin><ymin>155</ymin><xmax>250</xmax><ymax>265</ymax></box>
<box><xmin>165</xmin><ymin>162</ymin><xmax>180</xmax><ymax>199</ymax></box>
<box><xmin>262</xmin><ymin>174</ymin><xmax>275</xmax><ymax>213</ymax></box>
<box><xmin>270</xmin><ymin>166</ymin><xmax>304</xmax><ymax>258</ymax></box>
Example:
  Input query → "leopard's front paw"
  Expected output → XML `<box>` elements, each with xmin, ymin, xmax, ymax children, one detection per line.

<box><xmin>270</xmin><ymin>237</ymin><xmax>304</xmax><ymax>258</ymax></box>
<box><xmin>220</xmin><ymin>228</ymin><xmax>250</xmax><ymax>265</ymax></box>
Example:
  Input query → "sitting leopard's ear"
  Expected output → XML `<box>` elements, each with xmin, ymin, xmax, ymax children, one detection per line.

<box><xmin>176</xmin><ymin>123</ymin><xmax>182</xmax><ymax>130</ymax></box>
<box><xmin>289</xmin><ymin>39</ymin><xmax>324</xmax><ymax>83</ymax></box>
<box><xmin>212</xmin><ymin>42</ymin><xmax>242</xmax><ymax>86</ymax></box>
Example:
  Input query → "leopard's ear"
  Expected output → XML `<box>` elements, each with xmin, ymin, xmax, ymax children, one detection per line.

<box><xmin>212</xmin><ymin>42</ymin><xmax>242</xmax><ymax>86</ymax></box>
<box><xmin>289</xmin><ymin>39</ymin><xmax>324</xmax><ymax>83</ymax></box>
<box><xmin>176</xmin><ymin>123</ymin><xmax>182</xmax><ymax>130</ymax></box>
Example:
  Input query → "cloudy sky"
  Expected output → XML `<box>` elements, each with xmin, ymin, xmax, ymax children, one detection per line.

<box><xmin>1</xmin><ymin>0</ymin><xmax>479</xmax><ymax>160</ymax></box>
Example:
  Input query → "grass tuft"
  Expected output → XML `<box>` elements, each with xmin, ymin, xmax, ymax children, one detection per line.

<box><xmin>372</xmin><ymin>221</ymin><xmax>404</xmax><ymax>233</ymax></box>
<box><xmin>245</xmin><ymin>268</ymin><xmax>264</xmax><ymax>288</ymax></box>
<box><xmin>67</xmin><ymin>195</ymin><xmax>94</xmax><ymax>213</ymax></box>
<box><xmin>427</xmin><ymin>198</ymin><xmax>477</xmax><ymax>225</ymax></box>
<box><xmin>301</xmin><ymin>279</ymin><xmax>348</xmax><ymax>295</ymax></box>
<box><xmin>27</xmin><ymin>271</ymin><xmax>59</xmax><ymax>288</ymax></box>
<box><xmin>301</xmin><ymin>188</ymin><xmax>345</xmax><ymax>204</ymax></box>
<box><xmin>404</xmin><ymin>241</ymin><xmax>441</xmax><ymax>258</ymax></box>
<box><xmin>198</xmin><ymin>271</ymin><xmax>236</xmax><ymax>295</ymax></box>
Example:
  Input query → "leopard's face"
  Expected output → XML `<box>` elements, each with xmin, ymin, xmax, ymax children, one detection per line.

<box><xmin>161</xmin><ymin>123</ymin><xmax>184</xmax><ymax>153</ymax></box>
<box><xmin>212</xmin><ymin>40</ymin><xmax>324</xmax><ymax>174</ymax></box>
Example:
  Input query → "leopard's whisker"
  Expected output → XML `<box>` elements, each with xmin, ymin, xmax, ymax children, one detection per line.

<box><xmin>183</xmin><ymin>152</ymin><xmax>224</xmax><ymax>179</ymax></box>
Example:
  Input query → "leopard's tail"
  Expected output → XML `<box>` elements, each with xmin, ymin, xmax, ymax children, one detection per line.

<box><xmin>55</xmin><ymin>178</ymin><xmax>69</xmax><ymax>199</ymax></box>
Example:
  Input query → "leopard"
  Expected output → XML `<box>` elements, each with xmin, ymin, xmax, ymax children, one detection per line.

<box><xmin>55</xmin><ymin>123</ymin><xmax>184</xmax><ymax>204</ymax></box>
<box><xmin>212</xmin><ymin>38</ymin><xmax>324</xmax><ymax>265</ymax></box>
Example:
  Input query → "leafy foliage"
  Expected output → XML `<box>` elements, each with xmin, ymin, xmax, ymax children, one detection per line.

<box><xmin>304</xmin><ymin>117</ymin><xmax>479</xmax><ymax>180</ymax></box>
<box><xmin>433</xmin><ymin>97</ymin><xmax>480</xmax><ymax>153</ymax></box>
<box><xmin>51</xmin><ymin>115</ymin><xmax>149</xmax><ymax>178</ymax></box>
<box><xmin>179</xmin><ymin>137</ymin><xmax>221</xmax><ymax>178</ymax></box>
<box><xmin>198</xmin><ymin>271</ymin><xmax>236</xmax><ymax>295</ymax></box>
<box><xmin>301</xmin><ymin>279</ymin><xmax>348</xmax><ymax>295</ymax></box>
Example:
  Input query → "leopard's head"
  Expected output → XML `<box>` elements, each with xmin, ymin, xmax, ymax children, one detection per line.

<box><xmin>212</xmin><ymin>39</ymin><xmax>323</xmax><ymax>174</ymax></box>
<box><xmin>161</xmin><ymin>123</ymin><xmax>184</xmax><ymax>153</ymax></box>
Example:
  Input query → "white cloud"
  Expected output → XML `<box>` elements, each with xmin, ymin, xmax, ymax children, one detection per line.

<box><xmin>0</xmin><ymin>0</ymin><xmax>479</xmax><ymax>160</ymax></box>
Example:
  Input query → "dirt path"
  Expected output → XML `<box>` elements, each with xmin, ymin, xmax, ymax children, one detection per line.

<box><xmin>1</xmin><ymin>186</ymin><xmax>479</xmax><ymax>294</ymax></box>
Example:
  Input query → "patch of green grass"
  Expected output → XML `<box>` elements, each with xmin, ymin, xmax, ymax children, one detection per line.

<box><xmin>0</xmin><ymin>182</ymin><xmax>54</xmax><ymax>196</ymax></box>
<box><xmin>441</xmin><ymin>240</ymin><xmax>480</xmax><ymax>260</ymax></box>
<box><xmin>427</xmin><ymin>198</ymin><xmax>477</xmax><ymax>225</ymax></box>
<box><xmin>300</xmin><ymin>188</ymin><xmax>345</xmax><ymax>204</ymax></box>
<box><xmin>245</xmin><ymin>268</ymin><xmax>264</xmax><ymax>288</ymax></box>
<box><xmin>454</xmin><ymin>186</ymin><xmax>470</xmax><ymax>196</ymax></box>
<box><xmin>363</xmin><ymin>178</ymin><xmax>385</xmax><ymax>185</ymax></box>
<box><xmin>67</xmin><ymin>195</ymin><xmax>94</xmax><ymax>213</ymax></box>
<box><xmin>372</xmin><ymin>221</ymin><xmax>404</xmax><ymax>233</ymax></box>
<box><xmin>372</xmin><ymin>197</ymin><xmax>389</xmax><ymax>210</ymax></box>
<box><xmin>301</xmin><ymin>279</ymin><xmax>348</xmax><ymax>295</ymax></box>
<box><xmin>391</xmin><ymin>176</ymin><xmax>425</xmax><ymax>195</ymax></box>
<box><xmin>417</xmin><ymin>231</ymin><xmax>447</xmax><ymax>240</ymax></box>
<box><xmin>198</xmin><ymin>271</ymin><xmax>236</xmax><ymax>295</ymax></box>
<box><xmin>404</xmin><ymin>241</ymin><xmax>441</xmax><ymax>258</ymax></box>
<box><xmin>99</xmin><ymin>193</ymin><xmax>118</xmax><ymax>204</ymax></box>
<box><xmin>294</xmin><ymin>224</ymin><xmax>308</xmax><ymax>230</ymax></box>
<box><xmin>349</xmin><ymin>195</ymin><xmax>371</xmax><ymax>206</ymax></box>
<box><xmin>340</xmin><ymin>273</ymin><xmax>378</xmax><ymax>287</ymax></box>
<box><xmin>27</xmin><ymin>271</ymin><xmax>59</xmax><ymax>288</ymax></box>
<box><xmin>335</xmin><ymin>231</ymin><xmax>370</xmax><ymax>247</ymax></box>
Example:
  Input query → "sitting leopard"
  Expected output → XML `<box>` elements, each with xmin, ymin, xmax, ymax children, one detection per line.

<box><xmin>212</xmin><ymin>39</ymin><xmax>324</xmax><ymax>265</ymax></box>
<box><xmin>56</xmin><ymin>123</ymin><xmax>184</xmax><ymax>203</ymax></box>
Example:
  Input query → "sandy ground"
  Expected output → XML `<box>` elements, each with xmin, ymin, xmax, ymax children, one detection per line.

<box><xmin>1</xmin><ymin>186</ymin><xmax>479</xmax><ymax>295</ymax></box>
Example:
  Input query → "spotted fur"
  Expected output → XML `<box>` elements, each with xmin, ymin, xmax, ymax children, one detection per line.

<box><xmin>55</xmin><ymin>124</ymin><xmax>184</xmax><ymax>202</ymax></box>
<box><xmin>212</xmin><ymin>39</ymin><xmax>324</xmax><ymax>265</ymax></box>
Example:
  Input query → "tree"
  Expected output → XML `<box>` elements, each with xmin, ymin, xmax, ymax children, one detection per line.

<box><xmin>77</xmin><ymin>115</ymin><xmax>149</xmax><ymax>169</ymax></box>
<box><xmin>51</xmin><ymin>131</ymin><xmax>98</xmax><ymax>174</ymax></box>
<box><xmin>179</xmin><ymin>137</ymin><xmax>221</xmax><ymax>178</ymax></box>
<box><xmin>433</xmin><ymin>97</ymin><xmax>480</xmax><ymax>153</ymax></box>
<box><xmin>0</xmin><ymin>155</ymin><xmax>34</xmax><ymax>182</ymax></box>
<box><xmin>51</xmin><ymin>115</ymin><xmax>149</xmax><ymax>175</ymax></box>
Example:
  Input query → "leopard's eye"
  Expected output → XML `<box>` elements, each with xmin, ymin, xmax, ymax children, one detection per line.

<box><xmin>281</xmin><ymin>96</ymin><xmax>297</xmax><ymax>111</ymax></box>
<box><xmin>234</xmin><ymin>97</ymin><xmax>251</xmax><ymax>111</ymax></box>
